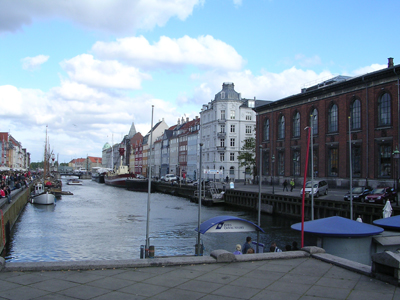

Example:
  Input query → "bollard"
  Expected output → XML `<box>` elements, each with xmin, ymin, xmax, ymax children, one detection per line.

<box><xmin>194</xmin><ymin>243</ymin><xmax>204</xmax><ymax>256</ymax></box>
<box><xmin>148</xmin><ymin>245</ymin><xmax>155</xmax><ymax>258</ymax></box>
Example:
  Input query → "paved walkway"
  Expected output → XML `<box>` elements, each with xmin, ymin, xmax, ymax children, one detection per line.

<box><xmin>1</xmin><ymin>249</ymin><xmax>399</xmax><ymax>300</ymax></box>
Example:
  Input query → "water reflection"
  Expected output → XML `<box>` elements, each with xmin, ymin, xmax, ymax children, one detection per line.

<box><xmin>6</xmin><ymin>179</ymin><xmax>300</xmax><ymax>262</ymax></box>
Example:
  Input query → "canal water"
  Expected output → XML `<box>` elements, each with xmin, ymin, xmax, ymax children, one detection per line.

<box><xmin>5</xmin><ymin>179</ymin><xmax>301</xmax><ymax>262</ymax></box>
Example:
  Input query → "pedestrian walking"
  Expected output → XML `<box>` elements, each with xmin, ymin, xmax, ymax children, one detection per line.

<box><xmin>290</xmin><ymin>179</ymin><xmax>295</xmax><ymax>192</ymax></box>
<box><xmin>283</xmin><ymin>180</ymin><xmax>288</xmax><ymax>191</ymax></box>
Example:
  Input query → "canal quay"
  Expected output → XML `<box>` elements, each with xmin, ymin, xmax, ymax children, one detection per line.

<box><xmin>4</xmin><ymin>178</ymin><xmax>301</xmax><ymax>263</ymax></box>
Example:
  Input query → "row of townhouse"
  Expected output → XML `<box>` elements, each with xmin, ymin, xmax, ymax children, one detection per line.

<box><xmin>0</xmin><ymin>132</ymin><xmax>30</xmax><ymax>170</ymax></box>
<box><xmin>101</xmin><ymin>82</ymin><xmax>267</xmax><ymax>181</ymax></box>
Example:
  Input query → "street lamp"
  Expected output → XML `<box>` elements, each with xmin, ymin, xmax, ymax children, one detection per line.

<box><xmin>272</xmin><ymin>154</ymin><xmax>275</xmax><ymax>194</ymax></box>
<box><xmin>393</xmin><ymin>146</ymin><xmax>400</xmax><ymax>206</ymax></box>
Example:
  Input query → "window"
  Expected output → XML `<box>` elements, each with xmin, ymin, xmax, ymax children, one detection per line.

<box><xmin>220</xmin><ymin>139</ymin><xmax>225</xmax><ymax>147</ymax></box>
<box><xmin>328</xmin><ymin>148</ymin><xmax>338</xmax><ymax>176</ymax></box>
<box><xmin>379</xmin><ymin>144</ymin><xmax>391</xmax><ymax>177</ymax></box>
<box><xmin>245</xmin><ymin>125</ymin><xmax>252</xmax><ymax>134</ymax></box>
<box><xmin>220</xmin><ymin>153</ymin><xmax>225</xmax><ymax>161</ymax></box>
<box><xmin>263</xmin><ymin>119</ymin><xmax>270</xmax><ymax>141</ymax></box>
<box><xmin>230</xmin><ymin>125</ymin><xmax>235</xmax><ymax>133</ymax></box>
<box><xmin>378</xmin><ymin>93</ymin><xmax>391</xmax><ymax>126</ymax></box>
<box><xmin>350</xmin><ymin>99</ymin><xmax>361</xmax><ymax>130</ymax></box>
<box><xmin>311</xmin><ymin>108</ymin><xmax>318</xmax><ymax>135</ymax></box>
<box><xmin>328</xmin><ymin>104</ymin><xmax>338</xmax><ymax>133</ymax></box>
<box><xmin>278</xmin><ymin>115</ymin><xmax>285</xmax><ymax>139</ymax></box>
<box><xmin>352</xmin><ymin>145</ymin><xmax>361</xmax><ymax>177</ymax></box>
<box><xmin>293</xmin><ymin>112</ymin><xmax>300</xmax><ymax>137</ymax></box>
<box><xmin>262</xmin><ymin>151</ymin><xmax>269</xmax><ymax>176</ymax></box>
<box><xmin>278</xmin><ymin>152</ymin><xmax>284</xmax><ymax>175</ymax></box>
<box><xmin>229</xmin><ymin>166</ymin><xmax>235</xmax><ymax>175</ymax></box>
<box><xmin>221</xmin><ymin>110</ymin><xmax>225</xmax><ymax>120</ymax></box>
<box><xmin>221</xmin><ymin>92</ymin><xmax>225</xmax><ymax>99</ymax></box>
<box><xmin>230</xmin><ymin>138</ymin><xmax>235</xmax><ymax>147</ymax></box>
<box><xmin>246</xmin><ymin>113</ymin><xmax>252</xmax><ymax>120</ymax></box>
<box><xmin>293</xmin><ymin>151</ymin><xmax>300</xmax><ymax>176</ymax></box>
<box><xmin>230</xmin><ymin>110</ymin><xmax>235</xmax><ymax>119</ymax></box>
<box><xmin>230</xmin><ymin>153</ymin><xmax>235</xmax><ymax>161</ymax></box>
<box><xmin>220</xmin><ymin>125</ymin><xmax>225</xmax><ymax>133</ymax></box>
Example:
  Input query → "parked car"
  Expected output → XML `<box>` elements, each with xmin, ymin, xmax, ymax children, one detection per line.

<box><xmin>365</xmin><ymin>187</ymin><xmax>396</xmax><ymax>204</ymax></box>
<box><xmin>343</xmin><ymin>186</ymin><xmax>372</xmax><ymax>202</ymax></box>
<box><xmin>164</xmin><ymin>174</ymin><xmax>177</xmax><ymax>182</ymax></box>
<box><xmin>300</xmin><ymin>180</ymin><xmax>328</xmax><ymax>198</ymax></box>
<box><xmin>136</xmin><ymin>174</ymin><xmax>145</xmax><ymax>179</ymax></box>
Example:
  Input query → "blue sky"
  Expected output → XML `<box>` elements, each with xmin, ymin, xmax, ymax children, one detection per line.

<box><xmin>0</xmin><ymin>0</ymin><xmax>399</xmax><ymax>163</ymax></box>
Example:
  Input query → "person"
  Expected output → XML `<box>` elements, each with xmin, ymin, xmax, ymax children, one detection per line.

<box><xmin>290</xmin><ymin>179</ymin><xmax>295</xmax><ymax>192</ymax></box>
<box><xmin>242</xmin><ymin>236</ymin><xmax>254</xmax><ymax>254</ymax></box>
<box><xmin>233</xmin><ymin>244</ymin><xmax>242</xmax><ymax>255</ymax></box>
<box><xmin>271</xmin><ymin>242</ymin><xmax>282</xmax><ymax>252</ymax></box>
<box><xmin>292</xmin><ymin>241</ymin><xmax>299</xmax><ymax>251</ymax></box>
<box><xmin>247</xmin><ymin>248</ymin><xmax>254</xmax><ymax>254</ymax></box>
<box><xmin>283</xmin><ymin>180</ymin><xmax>288</xmax><ymax>191</ymax></box>
<box><xmin>226</xmin><ymin>176</ymin><xmax>229</xmax><ymax>183</ymax></box>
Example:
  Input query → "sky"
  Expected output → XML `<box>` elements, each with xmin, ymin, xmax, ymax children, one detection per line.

<box><xmin>1</xmin><ymin>0</ymin><xmax>399</xmax><ymax>163</ymax></box>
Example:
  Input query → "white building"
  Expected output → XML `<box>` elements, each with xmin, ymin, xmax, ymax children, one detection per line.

<box><xmin>199</xmin><ymin>82</ymin><xmax>266</xmax><ymax>181</ymax></box>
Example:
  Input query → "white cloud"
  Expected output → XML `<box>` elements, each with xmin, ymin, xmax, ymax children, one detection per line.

<box><xmin>21</xmin><ymin>55</ymin><xmax>49</xmax><ymax>71</ymax></box>
<box><xmin>92</xmin><ymin>35</ymin><xmax>244</xmax><ymax>71</ymax></box>
<box><xmin>60</xmin><ymin>54</ymin><xmax>152</xmax><ymax>90</ymax></box>
<box><xmin>0</xmin><ymin>0</ymin><xmax>201</xmax><ymax>34</ymax></box>
<box><xmin>352</xmin><ymin>64</ymin><xmax>386</xmax><ymax>76</ymax></box>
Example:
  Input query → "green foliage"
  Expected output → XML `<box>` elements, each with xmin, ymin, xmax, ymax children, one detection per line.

<box><xmin>237</xmin><ymin>137</ymin><xmax>256</xmax><ymax>174</ymax></box>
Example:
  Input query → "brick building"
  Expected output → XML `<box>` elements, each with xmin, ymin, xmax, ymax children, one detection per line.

<box><xmin>254</xmin><ymin>58</ymin><xmax>400</xmax><ymax>189</ymax></box>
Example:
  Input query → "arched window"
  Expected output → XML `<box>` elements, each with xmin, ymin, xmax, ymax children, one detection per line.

<box><xmin>293</xmin><ymin>112</ymin><xmax>300</xmax><ymax>137</ymax></box>
<box><xmin>328</xmin><ymin>104</ymin><xmax>338</xmax><ymax>133</ymax></box>
<box><xmin>350</xmin><ymin>99</ymin><xmax>361</xmax><ymax>130</ymax></box>
<box><xmin>263</xmin><ymin>118</ymin><xmax>270</xmax><ymax>141</ymax></box>
<box><xmin>229</xmin><ymin>166</ymin><xmax>235</xmax><ymax>176</ymax></box>
<box><xmin>378</xmin><ymin>93</ymin><xmax>391</xmax><ymax>126</ymax></box>
<box><xmin>311</xmin><ymin>108</ymin><xmax>318</xmax><ymax>135</ymax></box>
<box><xmin>278</xmin><ymin>115</ymin><xmax>285</xmax><ymax>139</ymax></box>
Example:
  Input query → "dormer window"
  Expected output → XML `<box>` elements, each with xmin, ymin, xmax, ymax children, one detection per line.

<box><xmin>221</xmin><ymin>92</ymin><xmax>225</xmax><ymax>99</ymax></box>
<box><xmin>248</xmin><ymin>100</ymin><xmax>255</xmax><ymax>108</ymax></box>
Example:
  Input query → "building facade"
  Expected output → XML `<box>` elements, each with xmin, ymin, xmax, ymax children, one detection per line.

<box><xmin>254</xmin><ymin>57</ymin><xmax>400</xmax><ymax>189</ymax></box>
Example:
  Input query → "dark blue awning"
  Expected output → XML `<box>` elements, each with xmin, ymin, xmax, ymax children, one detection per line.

<box><xmin>291</xmin><ymin>216</ymin><xmax>383</xmax><ymax>237</ymax></box>
<box><xmin>195</xmin><ymin>215</ymin><xmax>265</xmax><ymax>234</ymax></box>
<box><xmin>373</xmin><ymin>215</ymin><xmax>400</xmax><ymax>231</ymax></box>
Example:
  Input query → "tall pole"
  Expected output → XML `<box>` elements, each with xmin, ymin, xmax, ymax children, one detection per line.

<box><xmin>145</xmin><ymin>105</ymin><xmax>154</xmax><ymax>257</ymax></box>
<box><xmin>349</xmin><ymin>116</ymin><xmax>353</xmax><ymax>220</ymax></box>
<box><xmin>197</xmin><ymin>143</ymin><xmax>203</xmax><ymax>255</ymax></box>
<box><xmin>257</xmin><ymin>145</ymin><xmax>262</xmax><ymax>253</ymax></box>
<box><xmin>301</xmin><ymin>127</ymin><xmax>311</xmax><ymax>248</ymax></box>
<box><xmin>272</xmin><ymin>154</ymin><xmax>275</xmax><ymax>194</ymax></box>
<box><xmin>310</xmin><ymin>114</ymin><xmax>314</xmax><ymax>220</ymax></box>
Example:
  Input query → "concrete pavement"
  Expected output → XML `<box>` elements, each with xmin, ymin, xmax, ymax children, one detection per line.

<box><xmin>1</xmin><ymin>247</ymin><xmax>399</xmax><ymax>300</ymax></box>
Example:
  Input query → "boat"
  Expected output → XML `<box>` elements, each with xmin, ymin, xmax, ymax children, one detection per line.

<box><xmin>30</xmin><ymin>182</ymin><xmax>56</xmax><ymax>205</ymax></box>
<box><xmin>126</xmin><ymin>177</ymin><xmax>154</xmax><ymax>193</ymax></box>
<box><xmin>67</xmin><ymin>179</ymin><xmax>83</xmax><ymax>185</ymax></box>
<box><xmin>104</xmin><ymin>148</ymin><xmax>131</xmax><ymax>187</ymax></box>
<box><xmin>92</xmin><ymin>168</ymin><xmax>108</xmax><ymax>183</ymax></box>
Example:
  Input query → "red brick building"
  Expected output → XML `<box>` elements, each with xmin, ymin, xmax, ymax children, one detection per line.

<box><xmin>254</xmin><ymin>58</ymin><xmax>400</xmax><ymax>189</ymax></box>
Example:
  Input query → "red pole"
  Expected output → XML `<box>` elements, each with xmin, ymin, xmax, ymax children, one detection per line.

<box><xmin>301</xmin><ymin>127</ymin><xmax>311</xmax><ymax>248</ymax></box>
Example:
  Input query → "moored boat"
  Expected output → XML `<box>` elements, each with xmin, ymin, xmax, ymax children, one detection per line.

<box><xmin>67</xmin><ymin>179</ymin><xmax>83</xmax><ymax>185</ymax></box>
<box><xmin>126</xmin><ymin>177</ymin><xmax>154</xmax><ymax>193</ymax></box>
<box><xmin>31</xmin><ymin>182</ymin><xmax>56</xmax><ymax>205</ymax></box>
<box><xmin>105</xmin><ymin>148</ymin><xmax>131</xmax><ymax>187</ymax></box>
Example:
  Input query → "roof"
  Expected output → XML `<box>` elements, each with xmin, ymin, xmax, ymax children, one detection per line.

<box><xmin>195</xmin><ymin>215</ymin><xmax>265</xmax><ymax>234</ymax></box>
<box><xmin>291</xmin><ymin>216</ymin><xmax>383</xmax><ymax>237</ymax></box>
<box><xmin>373</xmin><ymin>215</ymin><xmax>400</xmax><ymax>231</ymax></box>
<box><xmin>214</xmin><ymin>82</ymin><xmax>241</xmax><ymax>101</ymax></box>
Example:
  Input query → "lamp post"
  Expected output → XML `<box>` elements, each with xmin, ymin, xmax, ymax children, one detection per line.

<box><xmin>257</xmin><ymin>145</ymin><xmax>262</xmax><ymax>253</ymax></box>
<box><xmin>393</xmin><ymin>146</ymin><xmax>400</xmax><ymax>206</ymax></box>
<box><xmin>272</xmin><ymin>154</ymin><xmax>275</xmax><ymax>194</ymax></box>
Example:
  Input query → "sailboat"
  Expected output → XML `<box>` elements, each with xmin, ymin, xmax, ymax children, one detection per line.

<box><xmin>31</xmin><ymin>126</ymin><xmax>56</xmax><ymax>205</ymax></box>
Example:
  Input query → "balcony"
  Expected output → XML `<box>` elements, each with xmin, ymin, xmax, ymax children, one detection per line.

<box><xmin>216</xmin><ymin>146</ymin><xmax>226</xmax><ymax>152</ymax></box>
<box><xmin>218</xmin><ymin>119</ymin><xmax>226</xmax><ymax>124</ymax></box>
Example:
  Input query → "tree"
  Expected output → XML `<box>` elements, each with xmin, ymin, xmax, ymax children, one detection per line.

<box><xmin>237</xmin><ymin>137</ymin><xmax>256</xmax><ymax>180</ymax></box>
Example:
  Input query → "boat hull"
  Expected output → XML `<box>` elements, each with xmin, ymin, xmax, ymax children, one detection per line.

<box><xmin>31</xmin><ymin>192</ymin><xmax>56</xmax><ymax>205</ymax></box>
<box><xmin>126</xmin><ymin>178</ymin><xmax>154</xmax><ymax>193</ymax></box>
<box><xmin>104</xmin><ymin>174</ymin><xmax>130</xmax><ymax>187</ymax></box>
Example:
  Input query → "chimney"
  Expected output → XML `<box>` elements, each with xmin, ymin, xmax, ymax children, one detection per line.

<box><xmin>388</xmin><ymin>57</ymin><xmax>394</xmax><ymax>68</ymax></box>
<box><xmin>177</xmin><ymin>118</ymin><xmax>180</xmax><ymax>125</ymax></box>
<box><xmin>186</xmin><ymin>117</ymin><xmax>189</xmax><ymax>122</ymax></box>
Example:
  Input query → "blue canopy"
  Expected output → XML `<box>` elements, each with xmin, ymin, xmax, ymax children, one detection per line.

<box><xmin>373</xmin><ymin>215</ymin><xmax>400</xmax><ymax>231</ymax></box>
<box><xmin>291</xmin><ymin>216</ymin><xmax>383</xmax><ymax>237</ymax></box>
<box><xmin>195</xmin><ymin>215</ymin><xmax>265</xmax><ymax>234</ymax></box>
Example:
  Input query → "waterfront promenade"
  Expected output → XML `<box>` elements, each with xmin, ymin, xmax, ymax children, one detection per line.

<box><xmin>1</xmin><ymin>248</ymin><xmax>399</xmax><ymax>299</ymax></box>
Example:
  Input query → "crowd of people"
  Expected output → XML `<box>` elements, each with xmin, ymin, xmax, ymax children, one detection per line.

<box><xmin>233</xmin><ymin>236</ymin><xmax>299</xmax><ymax>255</ymax></box>
<box><xmin>0</xmin><ymin>171</ymin><xmax>32</xmax><ymax>203</ymax></box>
